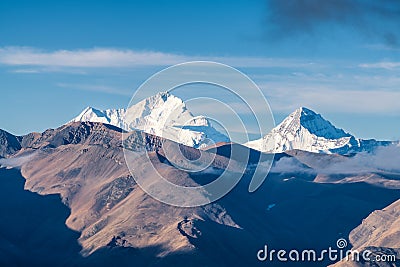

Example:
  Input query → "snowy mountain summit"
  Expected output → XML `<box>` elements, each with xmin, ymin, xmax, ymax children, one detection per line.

<box><xmin>245</xmin><ymin>107</ymin><xmax>391</xmax><ymax>154</ymax></box>
<box><xmin>71</xmin><ymin>92</ymin><xmax>229</xmax><ymax>148</ymax></box>
<box><xmin>73</xmin><ymin>106</ymin><xmax>127</xmax><ymax>130</ymax></box>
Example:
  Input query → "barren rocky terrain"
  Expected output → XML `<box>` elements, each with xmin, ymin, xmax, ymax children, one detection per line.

<box><xmin>0</xmin><ymin>121</ymin><xmax>399</xmax><ymax>266</ymax></box>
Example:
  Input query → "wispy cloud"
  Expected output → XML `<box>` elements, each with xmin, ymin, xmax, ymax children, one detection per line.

<box><xmin>0</xmin><ymin>47</ymin><xmax>188</xmax><ymax>67</ymax></box>
<box><xmin>359</xmin><ymin>62</ymin><xmax>400</xmax><ymax>70</ymax></box>
<box><xmin>0</xmin><ymin>152</ymin><xmax>39</xmax><ymax>168</ymax></box>
<box><xmin>10</xmin><ymin>67</ymin><xmax>88</xmax><ymax>74</ymax></box>
<box><xmin>10</xmin><ymin>68</ymin><xmax>40</xmax><ymax>74</ymax></box>
<box><xmin>272</xmin><ymin>145</ymin><xmax>400</xmax><ymax>175</ymax></box>
<box><xmin>0</xmin><ymin>46</ymin><xmax>319</xmax><ymax>70</ymax></box>
<box><xmin>57</xmin><ymin>83</ymin><xmax>132</xmax><ymax>96</ymax></box>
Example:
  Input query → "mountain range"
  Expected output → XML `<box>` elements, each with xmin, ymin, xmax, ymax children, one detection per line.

<box><xmin>0</xmin><ymin>92</ymin><xmax>399</xmax><ymax>266</ymax></box>
<box><xmin>71</xmin><ymin>93</ymin><xmax>395</xmax><ymax>154</ymax></box>
<box><xmin>0</xmin><ymin>122</ymin><xmax>399</xmax><ymax>266</ymax></box>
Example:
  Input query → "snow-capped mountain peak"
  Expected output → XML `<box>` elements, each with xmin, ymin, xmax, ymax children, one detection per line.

<box><xmin>245</xmin><ymin>107</ymin><xmax>391</xmax><ymax>154</ymax></box>
<box><xmin>125</xmin><ymin>92</ymin><xmax>184</xmax><ymax>120</ymax></box>
<box><xmin>282</xmin><ymin>107</ymin><xmax>350</xmax><ymax>140</ymax></box>
<box><xmin>71</xmin><ymin>92</ymin><xmax>229</xmax><ymax>148</ymax></box>
<box><xmin>72</xmin><ymin>106</ymin><xmax>127</xmax><ymax>130</ymax></box>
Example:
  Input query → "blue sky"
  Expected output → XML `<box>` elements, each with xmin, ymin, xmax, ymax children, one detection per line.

<box><xmin>0</xmin><ymin>0</ymin><xmax>399</xmax><ymax>140</ymax></box>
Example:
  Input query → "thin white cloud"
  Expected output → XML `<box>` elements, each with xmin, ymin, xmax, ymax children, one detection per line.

<box><xmin>0</xmin><ymin>46</ymin><xmax>318</xmax><ymax>69</ymax></box>
<box><xmin>57</xmin><ymin>83</ymin><xmax>132</xmax><ymax>96</ymax></box>
<box><xmin>11</xmin><ymin>68</ymin><xmax>40</xmax><ymax>74</ymax></box>
<box><xmin>359</xmin><ymin>62</ymin><xmax>400</xmax><ymax>70</ymax></box>
<box><xmin>272</xmin><ymin>145</ymin><xmax>400</xmax><ymax>175</ymax></box>
<box><xmin>0</xmin><ymin>47</ymin><xmax>188</xmax><ymax>67</ymax></box>
<box><xmin>0</xmin><ymin>152</ymin><xmax>39</xmax><ymax>168</ymax></box>
<box><xmin>10</xmin><ymin>67</ymin><xmax>88</xmax><ymax>74</ymax></box>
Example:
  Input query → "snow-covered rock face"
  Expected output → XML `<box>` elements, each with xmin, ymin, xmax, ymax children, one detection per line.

<box><xmin>295</xmin><ymin>107</ymin><xmax>350</xmax><ymax>139</ymax></box>
<box><xmin>73</xmin><ymin>107</ymin><xmax>128</xmax><ymax>130</ymax></box>
<box><xmin>245</xmin><ymin>107</ymin><xmax>391</xmax><ymax>154</ymax></box>
<box><xmin>71</xmin><ymin>92</ymin><xmax>229</xmax><ymax>148</ymax></box>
